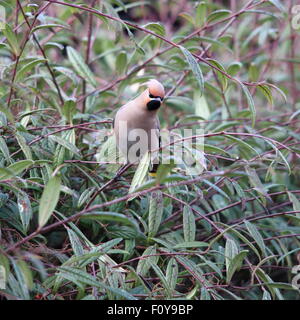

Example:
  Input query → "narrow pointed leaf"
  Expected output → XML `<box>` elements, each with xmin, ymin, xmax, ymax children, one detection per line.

<box><xmin>38</xmin><ymin>175</ymin><xmax>61</xmax><ymax>228</ymax></box>
<box><xmin>179</xmin><ymin>45</ymin><xmax>204</xmax><ymax>95</ymax></box>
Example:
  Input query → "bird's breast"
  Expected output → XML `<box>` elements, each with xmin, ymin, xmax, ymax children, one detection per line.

<box><xmin>114</xmin><ymin>104</ymin><xmax>159</xmax><ymax>162</ymax></box>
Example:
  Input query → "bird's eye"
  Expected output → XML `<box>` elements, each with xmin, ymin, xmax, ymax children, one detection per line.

<box><xmin>149</xmin><ymin>93</ymin><xmax>154</xmax><ymax>98</ymax></box>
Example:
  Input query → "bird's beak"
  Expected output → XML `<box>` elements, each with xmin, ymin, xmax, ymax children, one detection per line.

<box><xmin>147</xmin><ymin>97</ymin><xmax>162</xmax><ymax>111</ymax></box>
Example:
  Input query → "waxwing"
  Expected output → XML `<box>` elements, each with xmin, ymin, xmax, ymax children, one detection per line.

<box><xmin>113</xmin><ymin>79</ymin><xmax>165</xmax><ymax>176</ymax></box>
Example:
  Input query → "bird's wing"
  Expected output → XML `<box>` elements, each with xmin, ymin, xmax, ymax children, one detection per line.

<box><xmin>149</xmin><ymin>117</ymin><xmax>161</xmax><ymax>175</ymax></box>
<box><xmin>155</xmin><ymin>116</ymin><xmax>161</xmax><ymax>148</ymax></box>
<box><xmin>113</xmin><ymin>101</ymin><xmax>132</xmax><ymax>130</ymax></box>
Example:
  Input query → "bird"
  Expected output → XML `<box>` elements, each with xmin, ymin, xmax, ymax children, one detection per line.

<box><xmin>113</xmin><ymin>79</ymin><xmax>165</xmax><ymax>177</ymax></box>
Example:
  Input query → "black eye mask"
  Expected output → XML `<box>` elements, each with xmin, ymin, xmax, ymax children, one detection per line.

<box><xmin>147</xmin><ymin>99</ymin><xmax>161</xmax><ymax>111</ymax></box>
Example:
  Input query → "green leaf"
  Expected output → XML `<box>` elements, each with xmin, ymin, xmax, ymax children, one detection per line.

<box><xmin>225</xmin><ymin>135</ymin><xmax>259</xmax><ymax>158</ymax></box>
<box><xmin>0</xmin><ymin>43</ymin><xmax>7</xmax><ymax>50</ymax></box>
<box><xmin>212</xmin><ymin>121</ymin><xmax>240</xmax><ymax>133</ymax></box>
<box><xmin>245</xmin><ymin>166</ymin><xmax>269</xmax><ymax>199</ymax></box>
<box><xmin>244</xmin><ymin>220</ymin><xmax>266</xmax><ymax>257</ymax></box>
<box><xmin>0</xmin><ymin>254</ymin><xmax>9</xmax><ymax>282</ymax></box>
<box><xmin>10</xmin><ymin>259</ymin><xmax>30</xmax><ymax>299</ymax></box>
<box><xmin>0</xmin><ymin>136</ymin><xmax>12</xmax><ymax>163</ymax></box>
<box><xmin>173</xmin><ymin>241</ymin><xmax>208</xmax><ymax>249</ymax></box>
<box><xmin>263</xmin><ymin>291</ymin><xmax>272</xmax><ymax>300</ymax></box>
<box><xmin>148</xmin><ymin>191</ymin><xmax>164</xmax><ymax>238</ymax></box>
<box><xmin>225</xmin><ymin>238</ymin><xmax>239</xmax><ymax>274</ymax></box>
<box><xmin>58</xmin><ymin>266</ymin><xmax>137</xmax><ymax>300</ymax></box>
<box><xmin>17</xmin><ymin>192</ymin><xmax>32</xmax><ymax>233</ymax></box>
<box><xmin>240</xmin><ymin>82</ymin><xmax>256</xmax><ymax>127</ymax></box>
<box><xmin>155</xmin><ymin>161</ymin><xmax>176</xmax><ymax>185</ymax></box>
<box><xmin>31</xmin><ymin>24</ymin><xmax>69</xmax><ymax>33</ymax></box>
<box><xmin>62</xmin><ymin>99</ymin><xmax>77</xmax><ymax>124</ymax></box>
<box><xmin>63</xmin><ymin>252</ymin><xmax>109</xmax><ymax>269</ymax></box>
<box><xmin>81</xmin><ymin>211</ymin><xmax>140</xmax><ymax>232</ymax></box>
<box><xmin>53</xmin><ymin>144</ymin><xmax>65</xmax><ymax>167</ymax></box>
<box><xmin>115</xmin><ymin>51</ymin><xmax>127</xmax><ymax>75</ymax></box>
<box><xmin>194</xmin><ymin>92</ymin><xmax>210</xmax><ymax>119</ymax></box>
<box><xmin>166</xmin><ymin>258</ymin><xmax>178</xmax><ymax>293</ymax></box>
<box><xmin>207</xmin><ymin>9</ymin><xmax>231</xmax><ymax>23</ymax></box>
<box><xmin>249</xmin><ymin>63</ymin><xmax>259</xmax><ymax>82</ymax></box>
<box><xmin>16</xmin><ymin>133</ymin><xmax>33</xmax><ymax>160</ymax></box>
<box><xmin>77</xmin><ymin>187</ymin><xmax>96</xmax><ymax>208</ymax></box>
<box><xmin>136</xmin><ymin>246</ymin><xmax>158</xmax><ymax>276</ymax></box>
<box><xmin>102</xmin><ymin>1</ymin><xmax>123</xmax><ymax>33</ymax></box>
<box><xmin>199</xmin><ymin>287</ymin><xmax>210</xmax><ymax>300</ymax></box>
<box><xmin>268</xmin><ymin>84</ymin><xmax>287</xmax><ymax>103</ymax></box>
<box><xmin>97</xmin><ymin>135</ymin><xmax>120</xmax><ymax>164</ymax></box>
<box><xmin>111</xmin><ymin>0</ymin><xmax>127</xmax><ymax>12</ymax></box>
<box><xmin>183</xmin><ymin>206</ymin><xmax>196</xmax><ymax>242</ymax></box>
<box><xmin>195</xmin><ymin>36</ymin><xmax>232</xmax><ymax>53</ymax></box>
<box><xmin>3</xmin><ymin>23</ymin><xmax>20</xmax><ymax>56</ymax></box>
<box><xmin>207</xmin><ymin>58</ymin><xmax>228</xmax><ymax>91</ymax></box>
<box><xmin>231</xmin><ymin>180</ymin><xmax>247</xmax><ymax>202</ymax></box>
<box><xmin>179</xmin><ymin>12</ymin><xmax>195</xmax><ymax>25</ymax></box>
<box><xmin>97</xmin><ymin>238</ymin><xmax>123</xmax><ymax>253</ymax></box>
<box><xmin>10</xmin><ymin>159</ymin><xmax>34</xmax><ymax>174</ymax></box>
<box><xmin>204</xmin><ymin>144</ymin><xmax>230</xmax><ymax>156</ymax></box>
<box><xmin>195</xmin><ymin>1</ymin><xmax>207</xmax><ymax>27</ymax></box>
<box><xmin>227</xmin><ymin>250</ymin><xmax>248</xmax><ymax>283</ymax></box>
<box><xmin>264</xmin><ymin>139</ymin><xmax>291</xmax><ymax>174</ymax></box>
<box><xmin>289</xmin><ymin>109</ymin><xmax>300</xmax><ymax>121</ymax></box>
<box><xmin>288</xmin><ymin>192</ymin><xmax>300</xmax><ymax>219</ymax></box>
<box><xmin>198</xmin><ymin>255</ymin><xmax>223</xmax><ymax>278</ymax></box>
<box><xmin>227</xmin><ymin>61</ymin><xmax>242</xmax><ymax>76</ymax></box>
<box><xmin>125</xmin><ymin>25</ymin><xmax>145</xmax><ymax>55</ymax></box>
<box><xmin>54</xmin><ymin>66</ymin><xmax>79</xmax><ymax>84</ymax></box>
<box><xmin>67</xmin><ymin>228</ymin><xmax>84</xmax><ymax>256</ymax></box>
<box><xmin>150</xmin><ymin>262</ymin><xmax>173</xmax><ymax>297</ymax></box>
<box><xmin>267</xmin><ymin>282</ymin><xmax>298</xmax><ymax>290</ymax></box>
<box><xmin>38</xmin><ymin>174</ymin><xmax>61</xmax><ymax>228</ymax></box>
<box><xmin>255</xmin><ymin>268</ymin><xmax>283</xmax><ymax>300</ymax></box>
<box><xmin>66</xmin><ymin>46</ymin><xmax>97</xmax><ymax>87</ymax></box>
<box><xmin>202</xmin><ymin>179</ymin><xmax>230</xmax><ymax>200</ymax></box>
<box><xmin>44</xmin><ymin>42</ymin><xmax>64</xmax><ymax>50</ymax></box>
<box><xmin>15</xmin><ymin>58</ymin><xmax>47</xmax><ymax>82</ymax></box>
<box><xmin>143</xmin><ymin>22</ymin><xmax>166</xmax><ymax>37</ymax></box>
<box><xmin>179</xmin><ymin>45</ymin><xmax>204</xmax><ymax>95</ymax></box>
<box><xmin>0</xmin><ymin>168</ymin><xmax>14</xmax><ymax>181</ymax></box>
<box><xmin>129</xmin><ymin>151</ymin><xmax>150</xmax><ymax>194</ymax></box>
<box><xmin>176</xmin><ymin>256</ymin><xmax>207</xmax><ymax>285</ymax></box>
<box><xmin>216</xmin><ymin>223</ymin><xmax>262</xmax><ymax>260</ymax></box>
<box><xmin>268</xmin><ymin>0</ymin><xmax>285</xmax><ymax>12</ymax></box>
<box><xmin>0</xmin><ymin>160</ymin><xmax>34</xmax><ymax>181</ymax></box>
<box><xmin>258</xmin><ymin>84</ymin><xmax>273</xmax><ymax>107</ymax></box>
<box><xmin>17</xmin><ymin>260</ymin><xmax>33</xmax><ymax>290</ymax></box>
<box><xmin>50</xmin><ymin>135</ymin><xmax>80</xmax><ymax>157</ymax></box>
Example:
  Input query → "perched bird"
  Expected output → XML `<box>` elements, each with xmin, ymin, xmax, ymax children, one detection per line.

<box><xmin>113</xmin><ymin>79</ymin><xmax>165</xmax><ymax>176</ymax></box>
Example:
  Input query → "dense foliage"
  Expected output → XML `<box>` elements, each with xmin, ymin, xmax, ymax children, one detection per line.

<box><xmin>0</xmin><ymin>0</ymin><xmax>300</xmax><ymax>300</ymax></box>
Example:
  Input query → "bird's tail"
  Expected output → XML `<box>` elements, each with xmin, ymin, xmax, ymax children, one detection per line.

<box><xmin>149</xmin><ymin>163</ymin><xmax>159</xmax><ymax>177</ymax></box>
<box><xmin>149</xmin><ymin>135</ymin><xmax>161</xmax><ymax>177</ymax></box>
